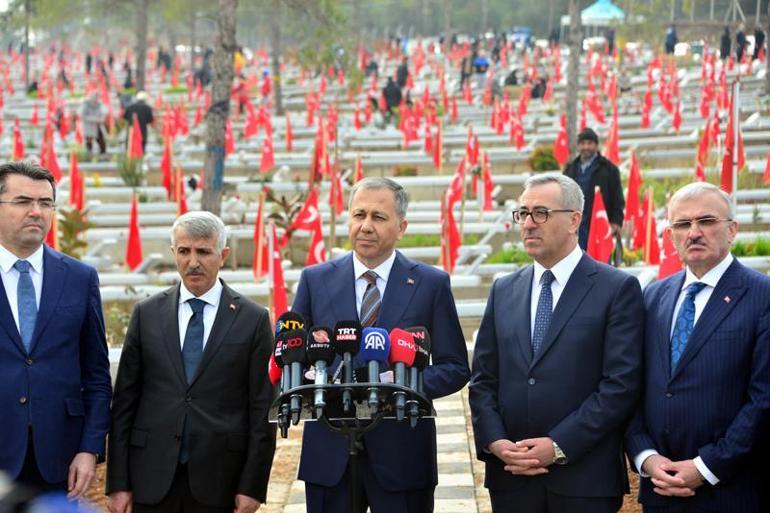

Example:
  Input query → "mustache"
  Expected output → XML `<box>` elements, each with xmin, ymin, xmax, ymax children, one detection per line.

<box><xmin>186</xmin><ymin>268</ymin><xmax>205</xmax><ymax>276</ymax></box>
<box><xmin>686</xmin><ymin>237</ymin><xmax>706</xmax><ymax>247</ymax></box>
<box><xmin>22</xmin><ymin>221</ymin><xmax>44</xmax><ymax>229</ymax></box>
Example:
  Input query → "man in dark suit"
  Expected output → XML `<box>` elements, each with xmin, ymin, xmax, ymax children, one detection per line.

<box><xmin>470</xmin><ymin>173</ymin><xmax>643</xmax><ymax>513</ymax></box>
<box><xmin>563</xmin><ymin>127</ymin><xmax>625</xmax><ymax>250</ymax></box>
<box><xmin>107</xmin><ymin>211</ymin><xmax>276</xmax><ymax>513</ymax></box>
<box><xmin>0</xmin><ymin>161</ymin><xmax>111</xmax><ymax>497</ymax></box>
<box><xmin>292</xmin><ymin>176</ymin><xmax>471</xmax><ymax>513</ymax></box>
<box><xmin>625</xmin><ymin>182</ymin><xmax>770</xmax><ymax>513</ymax></box>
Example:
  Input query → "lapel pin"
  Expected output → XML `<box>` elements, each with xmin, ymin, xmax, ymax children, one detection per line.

<box><xmin>407</xmin><ymin>278</ymin><xmax>415</xmax><ymax>286</ymax></box>
<box><xmin>723</xmin><ymin>296</ymin><xmax>731</xmax><ymax>304</ymax></box>
<box><xmin>229</xmin><ymin>303</ymin><xmax>236</xmax><ymax>311</ymax></box>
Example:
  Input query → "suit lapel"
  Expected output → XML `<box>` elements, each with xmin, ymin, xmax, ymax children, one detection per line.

<box><xmin>378</xmin><ymin>252</ymin><xmax>418</xmax><ymax>329</ymax></box>
<box><xmin>190</xmin><ymin>283</ymin><xmax>240</xmax><ymax>386</ymax></box>
<box><xmin>656</xmin><ymin>273</ymin><xmax>685</xmax><ymax>379</ymax></box>
<box><xmin>530</xmin><ymin>255</ymin><xmax>595</xmax><ymax>370</ymax></box>
<box><xmin>0</xmin><ymin>271</ymin><xmax>24</xmax><ymax>354</ymax></box>
<box><xmin>30</xmin><ymin>247</ymin><xmax>67</xmax><ymax>353</ymax></box>
<box><xmin>323</xmin><ymin>254</ymin><xmax>358</xmax><ymax>322</ymax></box>
<box><xmin>507</xmin><ymin>267</ymin><xmax>534</xmax><ymax>367</ymax></box>
<box><xmin>160</xmin><ymin>285</ymin><xmax>187</xmax><ymax>386</ymax></box>
<box><xmin>671</xmin><ymin>261</ymin><xmax>747</xmax><ymax>381</ymax></box>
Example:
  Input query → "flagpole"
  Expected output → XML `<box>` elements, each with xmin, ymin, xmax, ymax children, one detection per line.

<box><xmin>267</xmin><ymin>220</ymin><xmax>275</xmax><ymax>325</ymax></box>
<box><xmin>731</xmin><ymin>79</ymin><xmax>740</xmax><ymax>214</ymax></box>
<box><xmin>255</xmin><ymin>189</ymin><xmax>266</xmax><ymax>283</ymax></box>
<box><xmin>644</xmin><ymin>188</ymin><xmax>653</xmax><ymax>263</ymax></box>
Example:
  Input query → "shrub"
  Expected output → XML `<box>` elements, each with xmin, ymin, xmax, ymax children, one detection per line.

<box><xmin>527</xmin><ymin>145</ymin><xmax>559</xmax><ymax>172</ymax></box>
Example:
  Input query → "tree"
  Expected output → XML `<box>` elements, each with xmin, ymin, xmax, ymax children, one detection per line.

<box><xmin>134</xmin><ymin>0</ymin><xmax>149</xmax><ymax>91</ymax></box>
<box><xmin>566</xmin><ymin>0</ymin><xmax>582</xmax><ymax>156</ymax></box>
<box><xmin>201</xmin><ymin>0</ymin><xmax>237</xmax><ymax>215</ymax></box>
<box><xmin>270</xmin><ymin>0</ymin><xmax>284</xmax><ymax>115</ymax></box>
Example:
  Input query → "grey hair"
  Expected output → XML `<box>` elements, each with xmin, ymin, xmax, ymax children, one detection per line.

<box><xmin>522</xmin><ymin>172</ymin><xmax>585</xmax><ymax>212</ymax></box>
<box><xmin>668</xmin><ymin>182</ymin><xmax>735</xmax><ymax>219</ymax></box>
<box><xmin>171</xmin><ymin>211</ymin><xmax>229</xmax><ymax>251</ymax></box>
<box><xmin>348</xmin><ymin>176</ymin><xmax>409</xmax><ymax>219</ymax></box>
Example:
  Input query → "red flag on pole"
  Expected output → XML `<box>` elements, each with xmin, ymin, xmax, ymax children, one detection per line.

<box><xmin>160</xmin><ymin>137</ymin><xmax>173</xmax><ymax>199</ymax></box>
<box><xmin>125</xmin><ymin>193</ymin><xmax>143</xmax><ymax>271</ymax></box>
<box><xmin>69</xmin><ymin>151</ymin><xmax>83</xmax><ymax>211</ymax></box>
<box><xmin>481</xmin><ymin>152</ymin><xmax>494</xmax><ymax>211</ymax></box>
<box><xmin>354</xmin><ymin>154</ymin><xmax>364</xmax><ymax>183</ymax></box>
<box><xmin>252</xmin><ymin>193</ymin><xmax>269</xmax><ymax>279</ymax></box>
<box><xmin>259</xmin><ymin>134</ymin><xmax>275</xmax><ymax>173</ymax></box>
<box><xmin>763</xmin><ymin>152</ymin><xmax>770</xmax><ymax>184</ymax></box>
<box><xmin>657</xmin><ymin>228</ymin><xmax>683</xmax><ymax>279</ymax></box>
<box><xmin>604</xmin><ymin>103</ymin><xmax>620</xmax><ymax>165</ymax></box>
<box><xmin>45</xmin><ymin>211</ymin><xmax>58</xmax><ymax>250</ymax></box>
<box><xmin>433</xmin><ymin>121</ymin><xmax>443</xmax><ymax>171</ymax></box>
<box><xmin>224</xmin><ymin>118</ymin><xmax>235</xmax><ymax>156</ymax></box>
<box><xmin>12</xmin><ymin>118</ymin><xmax>25</xmax><ymax>160</ymax></box>
<box><xmin>635</xmin><ymin>189</ymin><xmax>660</xmax><ymax>264</ymax></box>
<box><xmin>176</xmin><ymin>167</ymin><xmax>188</xmax><ymax>216</ymax></box>
<box><xmin>553</xmin><ymin>114</ymin><xmax>569</xmax><ymax>167</ymax></box>
<box><xmin>128</xmin><ymin>114</ymin><xmax>144</xmax><ymax>159</ymax></box>
<box><xmin>290</xmin><ymin>188</ymin><xmax>327</xmax><ymax>266</ymax></box>
<box><xmin>285</xmin><ymin>111</ymin><xmax>294</xmax><ymax>151</ymax></box>
<box><xmin>30</xmin><ymin>104</ymin><xmax>39</xmax><ymax>126</ymax></box>
<box><xmin>269</xmin><ymin>223</ymin><xmax>288</xmax><ymax>320</ymax></box>
<box><xmin>720</xmin><ymin>84</ymin><xmax>744</xmax><ymax>193</ymax></box>
<box><xmin>625</xmin><ymin>151</ymin><xmax>642</xmax><ymax>223</ymax></box>
<box><xmin>586</xmin><ymin>186</ymin><xmax>615</xmax><ymax>262</ymax></box>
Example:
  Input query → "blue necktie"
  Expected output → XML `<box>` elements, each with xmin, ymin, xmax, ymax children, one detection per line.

<box><xmin>14</xmin><ymin>260</ymin><xmax>37</xmax><ymax>353</ymax></box>
<box><xmin>532</xmin><ymin>270</ymin><xmax>554</xmax><ymax>356</ymax></box>
<box><xmin>182</xmin><ymin>298</ymin><xmax>206</xmax><ymax>384</ymax></box>
<box><xmin>670</xmin><ymin>282</ymin><xmax>707</xmax><ymax>368</ymax></box>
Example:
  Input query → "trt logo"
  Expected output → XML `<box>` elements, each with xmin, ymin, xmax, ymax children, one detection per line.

<box><xmin>277</xmin><ymin>319</ymin><xmax>304</xmax><ymax>332</ymax></box>
<box><xmin>336</xmin><ymin>328</ymin><xmax>358</xmax><ymax>340</ymax></box>
<box><xmin>364</xmin><ymin>332</ymin><xmax>386</xmax><ymax>351</ymax></box>
<box><xmin>286</xmin><ymin>337</ymin><xmax>303</xmax><ymax>348</ymax></box>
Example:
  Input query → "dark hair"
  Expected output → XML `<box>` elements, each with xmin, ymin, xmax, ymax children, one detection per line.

<box><xmin>0</xmin><ymin>160</ymin><xmax>57</xmax><ymax>200</ymax></box>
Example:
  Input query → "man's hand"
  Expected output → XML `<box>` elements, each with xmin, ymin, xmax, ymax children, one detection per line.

<box><xmin>642</xmin><ymin>454</ymin><xmax>698</xmax><ymax>497</ymax></box>
<box><xmin>657</xmin><ymin>460</ymin><xmax>705</xmax><ymax>494</ymax></box>
<box><xmin>233</xmin><ymin>494</ymin><xmax>261</xmax><ymax>513</ymax></box>
<box><xmin>108</xmin><ymin>491</ymin><xmax>133</xmax><ymax>513</ymax></box>
<box><xmin>67</xmin><ymin>452</ymin><xmax>96</xmax><ymax>499</ymax></box>
<box><xmin>488</xmin><ymin>438</ymin><xmax>548</xmax><ymax>476</ymax></box>
<box><xmin>515</xmin><ymin>437</ymin><xmax>556</xmax><ymax>468</ymax></box>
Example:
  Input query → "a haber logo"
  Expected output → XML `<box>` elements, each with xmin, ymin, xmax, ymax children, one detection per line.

<box><xmin>336</xmin><ymin>328</ymin><xmax>358</xmax><ymax>340</ymax></box>
<box><xmin>364</xmin><ymin>332</ymin><xmax>386</xmax><ymax>351</ymax></box>
<box><xmin>277</xmin><ymin>319</ymin><xmax>304</xmax><ymax>331</ymax></box>
<box><xmin>286</xmin><ymin>337</ymin><xmax>303</xmax><ymax>348</ymax></box>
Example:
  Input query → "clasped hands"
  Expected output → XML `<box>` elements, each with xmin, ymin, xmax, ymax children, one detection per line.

<box><xmin>488</xmin><ymin>437</ymin><xmax>555</xmax><ymax>476</ymax></box>
<box><xmin>642</xmin><ymin>454</ymin><xmax>705</xmax><ymax>497</ymax></box>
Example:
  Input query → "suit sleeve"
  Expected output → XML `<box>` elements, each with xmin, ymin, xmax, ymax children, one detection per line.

<box><xmin>421</xmin><ymin>273</ymin><xmax>470</xmax><ymax>400</ymax></box>
<box><xmin>469</xmin><ymin>280</ymin><xmax>509</xmax><ymax>461</ymax></box>
<box><xmin>292</xmin><ymin>269</ymin><xmax>314</xmax><ymax>326</ymax></box>
<box><xmin>549</xmin><ymin>274</ymin><xmax>643</xmax><ymax>462</ymax></box>
<box><xmin>78</xmin><ymin>268</ymin><xmax>112</xmax><ymax>459</ymax></box>
<box><xmin>238</xmin><ymin>308</ymin><xmax>277</xmax><ymax>502</ymax></box>
<box><xmin>605</xmin><ymin>164</ymin><xmax>625</xmax><ymax>227</ymax></box>
<box><xmin>106</xmin><ymin>303</ymin><xmax>144</xmax><ymax>494</ymax></box>
<box><xmin>698</xmin><ymin>307</ymin><xmax>770</xmax><ymax>481</ymax></box>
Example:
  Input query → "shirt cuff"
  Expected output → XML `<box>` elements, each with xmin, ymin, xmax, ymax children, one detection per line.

<box><xmin>634</xmin><ymin>449</ymin><xmax>659</xmax><ymax>477</ymax></box>
<box><xmin>693</xmin><ymin>456</ymin><xmax>719</xmax><ymax>485</ymax></box>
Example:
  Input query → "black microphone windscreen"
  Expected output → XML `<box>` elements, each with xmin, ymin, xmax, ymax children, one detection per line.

<box><xmin>333</xmin><ymin>320</ymin><xmax>363</xmax><ymax>356</ymax></box>
<box><xmin>406</xmin><ymin>326</ymin><xmax>431</xmax><ymax>369</ymax></box>
<box><xmin>277</xmin><ymin>329</ymin><xmax>308</xmax><ymax>365</ymax></box>
<box><xmin>275</xmin><ymin>311</ymin><xmax>306</xmax><ymax>336</ymax></box>
<box><xmin>306</xmin><ymin>326</ymin><xmax>335</xmax><ymax>364</ymax></box>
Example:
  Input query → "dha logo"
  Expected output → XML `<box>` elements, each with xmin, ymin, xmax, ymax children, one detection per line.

<box><xmin>364</xmin><ymin>332</ymin><xmax>386</xmax><ymax>351</ymax></box>
<box><xmin>396</xmin><ymin>338</ymin><xmax>415</xmax><ymax>351</ymax></box>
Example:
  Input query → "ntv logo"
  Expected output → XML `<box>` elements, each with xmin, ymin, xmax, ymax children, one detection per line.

<box><xmin>364</xmin><ymin>332</ymin><xmax>386</xmax><ymax>351</ymax></box>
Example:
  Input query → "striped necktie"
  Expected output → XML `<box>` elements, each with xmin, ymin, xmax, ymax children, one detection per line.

<box><xmin>360</xmin><ymin>271</ymin><xmax>381</xmax><ymax>327</ymax></box>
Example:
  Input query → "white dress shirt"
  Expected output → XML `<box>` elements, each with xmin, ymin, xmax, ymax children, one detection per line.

<box><xmin>530</xmin><ymin>244</ymin><xmax>584</xmax><ymax>337</ymax></box>
<box><xmin>634</xmin><ymin>253</ymin><xmax>734</xmax><ymax>485</ymax></box>
<box><xmin>177</xmin><ymin>279</ymin><xmax>223</xmax><ymax>350</ymax></box>
<box><xmin>353</xmin><ymin>251</ymin><xmax>396</xmax><ymax>318</ymax></box>
<box><xmin>0</xmin><ymin>244</ymin><xmax>44</xmax><ymax>333</ymax></box>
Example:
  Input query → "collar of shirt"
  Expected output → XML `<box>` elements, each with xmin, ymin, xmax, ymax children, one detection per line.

<box><xmin>178</xmin><ymin>278</ymin><xmax>223</xmax><ymax>309</ymax></box>
<box><xmin>532</xmin><ymin>244</ymin><xmax>583</xmax><ymax>290</ymax></box>
<box><xmin>0</xmin><ymin>243</ymin><xmax>44</xmax><ymax>274</ymax></box>
<box><xmin>579</xmin><ymin>153</ymin><xmax>597</xmax><ymax>171</ymax></box>
<box><xmin>681</xmin><ymin>253</ymin><xmax>734</xmax><ymax>292</ymax></box>
<box><xmin>353</xmin><ymin>250</ymin><xmax>397</xmax><ymax>284</ymax></box>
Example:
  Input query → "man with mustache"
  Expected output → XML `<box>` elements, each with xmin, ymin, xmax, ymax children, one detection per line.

<box><xmin>626</xmin><ymin>182</ymin><xmax>770</xmax><ymax>513</ymax></box>
<box><xmin>107</xmin><ymin>211</ymin><xmax>276</xmax><ymax>513</ymax></box>
<box><xmin>292</xmin><ymin>176</ymin><xmax>470</xmax><ymax>513</ymax></box>
<box><xmin>470</xmin><ymin>173</ymin><xmax>643</xmax><ymax>513</ymax></box>
<box><xmin>0</xmin><ymin>161</ymin><xmax>111</xmax><ymax>498</ymax></box>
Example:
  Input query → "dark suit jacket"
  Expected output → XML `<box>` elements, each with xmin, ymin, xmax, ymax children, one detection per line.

<box><xmin>106</xmin><ymin>281</ymin><xmax>276</xmax><ymax>507</ymax></box>
<box><xmin>291</xmin><ymin>251</ymin><xmax>470</xmax><ymax>492</ymax></box>
<box><xmin>625</xmin><ymin>259</ymin><xmax>770</xmax><ymax>512</ymax></box>
<box><xmin>0</xmin><ymin>245</ymin><xmax>111</xmax><ymax>483</ymax></box>
<box><xmin>470</xmin><ymin>253</ymin><xmax>643</xmax><ymax>497</ymax></box>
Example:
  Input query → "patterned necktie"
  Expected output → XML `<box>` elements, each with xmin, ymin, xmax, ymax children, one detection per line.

<box><xmin>670</xmin><ymin>282</ymin><xmax>707</xmax><ymax>369</ymax></box>
<box><xmin>182</xmin><ymin>298</ymin><xmax>206</xmax><ymax>384</ymax></box>
<box><xmin>532</xmin><ymin>270</ymin><xmax>554</xmax><ymax>356</ymax></box>
<box><xmin>14</xmin><ymin>260</ymin><xmax>37</xmax><ymax>353</ymax></box>
<box><xmin>360</xmin><ymin>271</ymin><xmax>381</xmax><ymax>327</ymax></box>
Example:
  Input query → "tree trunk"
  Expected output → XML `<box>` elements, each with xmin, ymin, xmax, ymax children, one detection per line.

<box><xmin>271</xmin><ymin>0</ymin><xmax>284</xmax><ymax>115</ymax></box>
<box><xmin>481</xmin><ymin>0</ymin><xmax>488</xmax><ymax>34</ymax></box>
<box><xmin>24</xmin><ymin>0</ymin><xmax>30</xmax><ymax>90</ymax></box>
<box><xmin>547</xmin><ymin>0</ymin><xmax>555</xmax><ymax>35</ymax></box>
<box><xmin>443</xmin><ymin>0</ymin><xmax>452</xmax><ymax>42</ymax></box>
<box><xmin>201</xmin><ymin>0</ymin><xmax>238</xmax><ymax>215</ymax></box>
<box><xmin>190</xmin><ymin>10</ymin><xmax>197</xmax><ymax>76</ymax></box>
<box><xmin>352</xmin><ymin>0</ymin><xmax>362</xmax><ymax>47</ymax></box>
<box><xmin>566</xmin><ymin>0</ymin><xmax>582</xmax><ymax>157</ymax></box>
<box><xmin>134</xmin><ymin>0</ymin><xmax>149</xmax><ymax>92</ymax></box>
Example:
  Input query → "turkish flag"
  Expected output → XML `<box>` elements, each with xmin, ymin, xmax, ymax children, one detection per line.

<box><xmin>30</xmin><ymin>104</ymin><xmax>39</xmax><ymax>126</ymax></box>
<box><xmin>305</xmin><ymin>225</ymin><xmax>327</xmax><ymax>266</ymax></box>
<box><xmin>633</xmin><ymin>190</ymin><xmax>660</xmax><ymax>264</ymax></box>
<box><xmin>127</xmin><ymin>114</ymin><xmax>144</xmax><ymax>159</ymax></box>
<box><xmin>465</xmin><ymin>130</ymin><xmax>479</xmax><ymax>166</ymax></box>
<box><xmin>243</xmin><ymin>102</ymin><xmax>260</xmax><ymax>139</ymax></box>
<box><xmin>354</xmin><ymin>154</ymin><xmax>364</xmax><ymax>183</ymax></box>
<box><xmin>657</xmin><ymin>228</ymin><xmax>683</xmax><ymax>279</ymax></box>
<box><xmin>587</xmin><ymin>186</ymin><xmax>615</xmax><ymax>262</ymax></box>
<box><xmin>69</xmin><ymin>151</ymin><xmax>83</xmax><ymax>211</ymax></box>
<box><xmin>175</xmin><ymin>167</ymin><xmax>188</xmax><ymax>216</ymax></box>
<box><xmin>424</xmin><ymin>121</ymin><xmax>433</xmax><ymax>154</ymax></box>
<box><xmin>224</xmin><ymin>118</ymin><xmax>235</xmax><ymax>156</ymax></box>
<box><xmin>433</xmin><ymin>122</ymin><xmax>443</xmax><ymax>170</ymax></box>
<box><xmin>125</xmin><ymin>193</ymin><xmax>143</xmax><ymax>271</ymax></box>
<box><xmin>353</xmin><ymin>104</ymin><xmax>362</xmax><ymax>131</ymax></box>
<box><xmin>259</xmin><ymin>134</ymin><xmax>275</xmax><ymax>173</ymax></box>
<box><xmin>12</xmin><ymin>118</ymin><xmax>24</xmax><ymax>160</ymax></box>
<box><xmin>764</xmin><ymin>152</ymin><xmax>770</xmax><ymax>184</ymax></box>
<box><xmin>481</xmin><ymin>152</ymin><xmax>494</xmax><ymax>211</ymax></box>
<box><xmin>290</xmin><ymin>188</ymin><xmax>327</xmax><ymax>266</ymax></box>
<box><xmin>252</xmin><ymin>195</ymin><xmax>269</xmax><ymax>279</ymax></box>
<box><xmin>604</xmin><ymin>103</ymin><xmax>620</xmax><ymax>165</ymax></box>
<box><xmin>720</xmin><ymin>85</ymin><xmax>745</xmax><ymax>193</ymax></box>
<box><xmin>328</xmin><ymin>164</ymin><xmax>345</xmax><ymax>214</ymax></box>
<box><xmin>45</xmin><ymin>211</ymin><xmax>58</xmax><ymax>250</ymax></box>
<box><xmin>285</xmin><ymin>111</ymin><xmax>293</xmax><ymax>151</ymax></box>
<box><xmin>74</xmin><ymin>115</ymin><xmax>83</xmax><ymax>145</ymax></box>
<box><xmin>440</xmin><ymin>195</ymin><xmax>461</xmax><ymax>274</ymax></box>
<box><xmin>450</xmin><ymin>95</ymin><xmax>458</xmax><ymax>124</ymax></box>
<box><xmin>510</xmin><ymin>112</ymin><xmax>526</xmax><ymax>150</ymax></box>
<box><xmin>269</xmin><ymin>223</ymin><xmax>288</xmax><ymax>320</ymax></box>
<box><xmin>625</xmin><ymin>151</ymin><xmax>642</xmax><ymax>223</ymax></box>
<box><xmin>553</xmin><ymin>114</ymin><xmax>569</xmax><ymax>167</ymax></box>
<box><xmin>160</xmin><ymin>137</ymin><xmax>173</xmax><ymax>199</ymax></box>
<box><xmin>672</xmin><ymin>99</ymin><xmax>682</xmax><ymax>132</ymax></box>
<box><xmin>194</xmin><ymin>103</ymin><xmax>203</xmax><ymax>126</ymax></box>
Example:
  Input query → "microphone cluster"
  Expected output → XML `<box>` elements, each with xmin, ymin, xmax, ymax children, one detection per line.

<box><xmin>269</xmin><ymin>312</ymin><xmax>432</xmax><ymax>431</ymax></box>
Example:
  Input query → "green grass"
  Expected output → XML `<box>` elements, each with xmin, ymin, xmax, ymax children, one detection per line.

<box><xmin>486</xmin><ymin>245</ymin><xmax>533</xmax><ymax>265</ymax></box>
<box><xmin>163</xmin><ymin>85</ymin><xmax>188</xmax><ymax>95</ymax></box>
<box><xmin>732</xmin><ymin>238</ymin><xmax>770</xmax><ymax>257</ymax></box>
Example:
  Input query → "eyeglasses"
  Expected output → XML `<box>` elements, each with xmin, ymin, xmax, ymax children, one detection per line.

<box><xmin>669</xmin><ymin>216</ymin><xmax>732</xmax><ymax>231</ymax></box>
<box><xmin>513</xmin><ymin>208</ymin><xmax>574</xmax><ymax>224</ymax></box>
<box><xmin>0</xmin><ymin>198</ymin><xmax>56</xmax><ymax>211</ymax></box>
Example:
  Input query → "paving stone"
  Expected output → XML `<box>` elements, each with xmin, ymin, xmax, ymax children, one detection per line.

<box><xmin>437</xmin><ymin>473</ymin><xmax>475</xmax><ymax>487</ymax></box>
<box><xmin>435</xmin><ymin>485</ymin><xmax>477</xmax><ymax>499</ymax></box>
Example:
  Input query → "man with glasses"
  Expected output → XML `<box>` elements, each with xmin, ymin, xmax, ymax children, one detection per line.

<box><xmin>0</xmin><ymin>161</ymin><xmax>111</xmax><ymax>497</ymax></box>
<box><xmin>470</xmin><ymin>173</ymin><xmax>643</xmax><ymax>513</ymax></box>
<box><xmin>626</xmin><ymin>181</ymin><xmax>770</xmax><ymax>513</ymax></box>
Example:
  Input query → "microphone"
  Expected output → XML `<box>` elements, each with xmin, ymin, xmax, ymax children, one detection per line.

<box><xmin>333</xmin><ymin>321</ymin><xmax>362</xmax><ymax>413</ymax></box>
<box><xmin>279</xmin><ymin>328</ymin><xmax>308</xmax><ymax>425</ymax></box>
<box><xmin>274</xmin><ymin>312</ymin><xmax>305</xmax><ymax>430</ymax></box>
<box><xmin>306</xmin><ymin>326</ymin><xmax>334</xmax><ymax>418</ymax></box>
<box><xmin>405</xmin><ymin>326</ymin><xmax>432</xmax><ymax>427</ymax></box>
<box><xmin>271</xmin><ymin>336</ymin><xmax>289</xmax><ymax>436</ymax></box>
<box><xmin>388</xmin><ymin>328</ymin><xmax>416</xmax><ymax>422</ymax></box>
<box><xmin>359</xmin><ymin>327</ymin><xmax>391</xmax><ymax>415</ymax></box>
<box><xmin>268</xmin><ymin>352</ymin><xmax>282</xmax><ymax>387</ymax></box>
